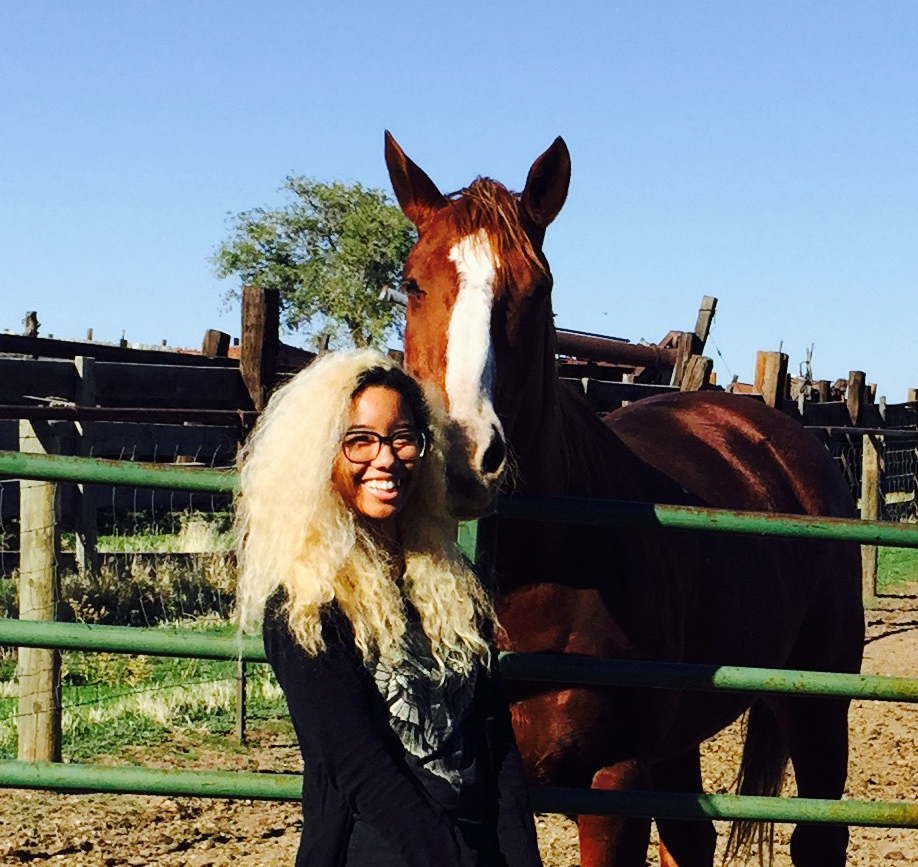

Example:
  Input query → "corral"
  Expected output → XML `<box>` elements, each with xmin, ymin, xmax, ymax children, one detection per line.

<box><xmin>2</xmin><ymin>289</ymin><xmax>918</xmax><ymax>865</ymax></box>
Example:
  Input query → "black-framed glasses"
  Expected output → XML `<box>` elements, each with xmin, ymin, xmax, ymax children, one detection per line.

<box><xmin>341</xmin><ymin>428</ymin><xmax>427</xmax><ymax>463</ymax></box>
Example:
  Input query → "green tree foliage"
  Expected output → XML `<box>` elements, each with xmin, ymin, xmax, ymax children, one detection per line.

<box><xmin>213</xmin><ymin>178</ymin><xmax>415</xmax><ymax>348</ymax></box>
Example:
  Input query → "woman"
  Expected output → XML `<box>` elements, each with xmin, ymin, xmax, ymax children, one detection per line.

<box><xmin>235</xmin><ymin>349</ymin><xmax>542</xmax><ymax>867</ymax></box>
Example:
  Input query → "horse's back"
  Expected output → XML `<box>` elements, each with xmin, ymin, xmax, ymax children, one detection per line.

<box><xmin>605</xmin><ymin>391</ymin><xmax>855</xmax><ymax>518</ymax></box>
<box><xmin>603</xmin><ymin>390</ymin><xmax>862</xmax><ymax>673</ymax></box>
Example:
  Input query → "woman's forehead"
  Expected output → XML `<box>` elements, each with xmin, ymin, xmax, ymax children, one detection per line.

<box><xmin>348</xmin><ymin>385</ymin><xmax>414</xmax><ymax>427</ymax></box>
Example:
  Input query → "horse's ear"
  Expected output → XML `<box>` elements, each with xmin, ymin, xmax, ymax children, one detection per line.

<box><xmin>521</xmin><ymin>137</ymin><xmax>571</xmax><ymax>229</ymax></box>
<box><xmin>384</xmin><ymin>131</ymin><xmax>446</xmax><ymax>229</ymax></box>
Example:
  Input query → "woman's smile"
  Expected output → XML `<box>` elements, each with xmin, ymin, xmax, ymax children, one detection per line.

<box><xmin>363</xmin><ymin>477</ymin><xmax>403</xmax><ymax>496</ymax></box>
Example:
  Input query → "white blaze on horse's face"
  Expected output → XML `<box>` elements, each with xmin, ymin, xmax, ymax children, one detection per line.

<box><xmin>445</xmin><ymin>229</ymin><xmax>507</xmax><ymax>480</ymax></box>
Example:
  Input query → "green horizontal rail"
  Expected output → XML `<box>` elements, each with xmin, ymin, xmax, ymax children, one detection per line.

<box><xmin>497</xmin><ymin>493</ymin><xmax>918</xmax><ymax>548</ymax></box>
<box><xmin>3</xmin><ymin>450</ymin><xmax>918</xmax><ymax>547</ymax></box>
<box><xmin>498</xmin><ymin>652</ymin><xmax>918</xmax><ymax>703</ymax></box>
<box><xmin>1</xmin><ymin>761</ymin><xmax>916</xmax><ymax>827</ymax></box>
<box><xmin>2</xmin><ymin>618</ymin><xmax>917</xmax><ymax>702</ymax></box>
<box><xmin>0</xmin><ymin>618</ymin><xmax>265</xmax><ymax>662</ymax></box>
<box><xmin>0</xmin><ymin>450</ymin><xmax>236</xmax><ymax>494</ymax></box>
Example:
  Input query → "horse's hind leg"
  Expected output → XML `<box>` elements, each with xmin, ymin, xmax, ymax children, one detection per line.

<box><xmin>578</xmin><ymin>760</ymin><xmax>652</xmax><ymax>867</ymax></box>
<box><xmin>772</xmin><ymin>696</ymin><xmax>851</xmax><ymax>867</ymax></box>
<box><xmin>653</xmin><ymin>748</ymin><xmax>716</xmax><ymax>867</ymax></box>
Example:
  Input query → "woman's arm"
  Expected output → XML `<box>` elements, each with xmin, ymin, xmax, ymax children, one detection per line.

<box><xmin>264</xmin><ymin>605</ymin><xmax>477</xmax><ymax>867</ymax></box>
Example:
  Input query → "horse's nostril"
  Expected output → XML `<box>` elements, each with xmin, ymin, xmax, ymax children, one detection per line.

<box><xmin>481</xmin><ymin>429</ymin><xmax>506</xmax><ymax>476</ymax></box>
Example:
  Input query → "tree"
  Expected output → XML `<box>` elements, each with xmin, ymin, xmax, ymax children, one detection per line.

<box><xmin>213</xmin><ymin>178</ymin><xmax>415</xmax><ymax>348</ymax></box>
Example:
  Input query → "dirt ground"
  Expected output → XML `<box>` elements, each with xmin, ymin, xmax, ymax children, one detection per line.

<box><xmin>1</xmin><ymin>606</ymin><xmax>916</xmax><ymax>867</ymax></box>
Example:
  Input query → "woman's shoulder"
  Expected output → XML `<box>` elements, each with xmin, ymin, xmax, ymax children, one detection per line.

<box><xmin>263</xmin><ymin>589</ymin><xmax>353</xmax><ymax>650</ymax></box>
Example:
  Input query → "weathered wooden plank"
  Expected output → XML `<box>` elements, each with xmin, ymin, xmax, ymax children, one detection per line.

<box><xmin>277</xmin><ymin>342</ymin><xmax>315</xmax><ymax>374</ymax></box>
<box><xmin>0</xmin><ymin>333</ymin><xmax>237</xmax><ymax>367</ymax></box>
<box><xmin>0</xmin><ymin>405</ymin><xmax>256</xmax><ymax>425</ymax></box>
<box><xmin>0</xmin><ymin>357</ymin><xmax>251</xmax><ymax>410</ymax></box>
<box><xmin>883</xmin><ymin>403</ymin><xmax>918</xmax><ymax>428</ymax></box>
<box><xmin>800</xmin><ymin>401</ymin><xmax>858</xmax><ymax>427</ymax></box>
<box><xmin>93</xmin><ymin>362</ymin><xmax>250</xmax><ymax>409</ymax></box>
<box><xmin>581</xmin><ymin>380</ymin><xmax>679</xmax><ymax>413</ymax></box>
<box><xmin>0</xmin><ymin>422</ymin><xmax>73</xmax><ymax>458</ymax></box>
<box><xmin>0</xmin><ymin>359</ymin><xmax>75</xmax><ymax>404</ymax></box>
<box><xmin>857</xmin><ymin>404</ymin><xmax>884</xmax><ymax>429</ymax></box>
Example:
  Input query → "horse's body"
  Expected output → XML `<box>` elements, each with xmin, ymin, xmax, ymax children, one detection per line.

<box><xmin>384</xmin><ymin>132</ymin><xmax>864</xmax><ymax>867</ymax></box>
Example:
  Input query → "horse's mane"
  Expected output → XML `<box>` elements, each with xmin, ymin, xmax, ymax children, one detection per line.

<box><xmin>446</xmin><ymin>178</ymin><xmax>548</xmax><ymax>281</ymax></box>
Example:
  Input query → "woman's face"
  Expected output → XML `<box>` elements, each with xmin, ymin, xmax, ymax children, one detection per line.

<box><xmin>332</xmin><ymin>385</ymin><xmax>422</xmax><ymax>532</ymax></box>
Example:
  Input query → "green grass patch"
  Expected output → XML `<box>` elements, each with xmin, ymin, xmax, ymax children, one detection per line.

<box><xmin>877</xmin><ymin>546</ymin><xmax>918</xmax><ymax>594</ymax></box>
<box><xmin>0</xmin><ymin>618</ymin><xmax>287</xmax><ymax>761</ymax></box>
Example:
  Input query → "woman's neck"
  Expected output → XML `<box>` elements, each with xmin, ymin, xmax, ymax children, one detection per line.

<box><xmin>363</xmin><ymin>517</ymin><xmax>405</xmax><ymax>576</ymax></box>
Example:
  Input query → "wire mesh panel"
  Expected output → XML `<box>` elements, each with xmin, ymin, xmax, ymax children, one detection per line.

<box><xmin>883</xmin><ymin>443</ymin><xmax>918</xmax><ymax>523</ymax></box>
<box><xmin>0</xmin><ymin>419</ymin><xmax>265</xmax><ymax>763</ymax></box>
<box><xmin>823</xmin><ymin>431</ymin><xmax>918</xmax><ymax>602</ymax></box>
<box><xmin>827</xmin><ymin>436</ymin><xmax>863</xmax><ymax>508</ymax></box>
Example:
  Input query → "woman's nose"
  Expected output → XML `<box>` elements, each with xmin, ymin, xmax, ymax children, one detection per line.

<box><xmin>371</xmin><ymin>442</ymin><xmax>399</xmax><ymax>467</ymax></box>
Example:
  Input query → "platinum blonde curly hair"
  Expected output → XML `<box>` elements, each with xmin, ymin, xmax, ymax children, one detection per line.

<box><xmin>235</xmin><ymin>349</ymin><xmax>494</xmax><ymax>676</ymax></box>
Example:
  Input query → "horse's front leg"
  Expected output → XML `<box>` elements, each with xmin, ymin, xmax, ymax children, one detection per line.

<box><xmin>578</xmin><ymin>759</ymin><xmax>652</xmax><ymax>867</ymax></box>
<box><xmin>653</xmin><ymin>748</ymin><xmax>716</xmax><ymax>867</ymax></box>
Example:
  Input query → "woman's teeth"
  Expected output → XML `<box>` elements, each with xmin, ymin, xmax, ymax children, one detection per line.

<box><xmin>364</xmin><ymin>479</ymin><xmax>400</xmax><ymax>491</ymax></box>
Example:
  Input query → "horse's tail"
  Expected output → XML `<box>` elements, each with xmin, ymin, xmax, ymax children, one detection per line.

<box><xmin>723</xmin><ymin>702</ymin><xmax>789</xmax><ymax>866</ymax></box>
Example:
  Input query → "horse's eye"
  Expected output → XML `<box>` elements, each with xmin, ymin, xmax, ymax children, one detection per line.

<box><xmin>401</xmin><ymin>277</ymin><xmax>425</xmax><ymax>298</ymax></box>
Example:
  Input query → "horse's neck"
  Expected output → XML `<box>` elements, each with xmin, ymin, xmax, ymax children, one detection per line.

<box><xmin>503</xmin><ymin>318</ymin><xmax>625</xmax><ymax>498</ymax></box>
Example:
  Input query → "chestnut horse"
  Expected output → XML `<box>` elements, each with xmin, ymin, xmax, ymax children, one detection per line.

<box><xmin>384</xmin><ymin>132</ymin><xmax>864</xmax><ymax>867</ymax></box>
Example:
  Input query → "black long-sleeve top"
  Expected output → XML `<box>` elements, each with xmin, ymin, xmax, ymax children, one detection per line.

<box><xmin>263</xmin><ymin>596</ymin><xmax>542</xmax><ymax>867</ymax></box>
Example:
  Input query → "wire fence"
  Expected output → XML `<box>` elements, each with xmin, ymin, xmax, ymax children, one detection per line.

<box><xmin>0</xmin><ymin>434</ymin><xmax>244</xmax><ymax>762</ymax></box>
<box><xmin>884</xmin><ymin>443</ymin><xmax>918</xmax><ymax>523</ymax></box>
<box><xmin>825</xmin><ymin>435</ymin><xmax>918</xmax><ymax>522</ymax></box>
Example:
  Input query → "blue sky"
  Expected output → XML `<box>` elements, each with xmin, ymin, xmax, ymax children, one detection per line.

<box><xmin>2</xmin><ymin>2</ymin><xmax>916</xmax><ymax>399</ymax></box>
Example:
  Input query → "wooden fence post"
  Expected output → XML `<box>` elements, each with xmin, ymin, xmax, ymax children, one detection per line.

<box><xmin>74</xmin><ymin>356</ymin><xmax>98</xmax><ymax>574</ymax></box>
<box><xmin>813</xmin><ymin>380</ymin><xmax>830</xmax><ymax>403</ymax></box>
<box><xmin>680</xmin><ymin>356</ymin><xmax>713</xmax><ymax>392</ymax></box>
<box><xmin>754</xmin><ymin>351</ymin><xmax>789</xmax><ymax>408</ymax></box>
<box><xmin>847</xmin><ymin>371</ymin><xmax>866</xmax><ymax>425</ymax></box>
<box><xmin>202</xmin><ymin>329</ymin><xmax>231</xmax><ymax>359</ymax></box>
<box><xmin>241</xmin><ymin>286</ymin><xmax>280</xmax><ymax>412</ymax></box>
<box><xmin>669</xmin><ymin>332</ymin><xmax>695</xmax><ymax>388</ymax></box>
<box><xmin>860</xmin><ymin>434</ymin><xmax>882</xmax><ymax>608</ymax></box>
<box><xmin>17</xmin><ymin>419</ymin><xmax>61</xmax><ymax>763</ymax></box>
<box><xmin>692</xmin><ymin>296</ymin><xmax>717</xmax><ymax>353</ymax></box>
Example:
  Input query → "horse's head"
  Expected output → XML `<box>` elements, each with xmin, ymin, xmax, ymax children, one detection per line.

<box><xmin>385</xmin><ymin>132</ymin><xmax>570</xmax><ymax>517</ymax></box>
